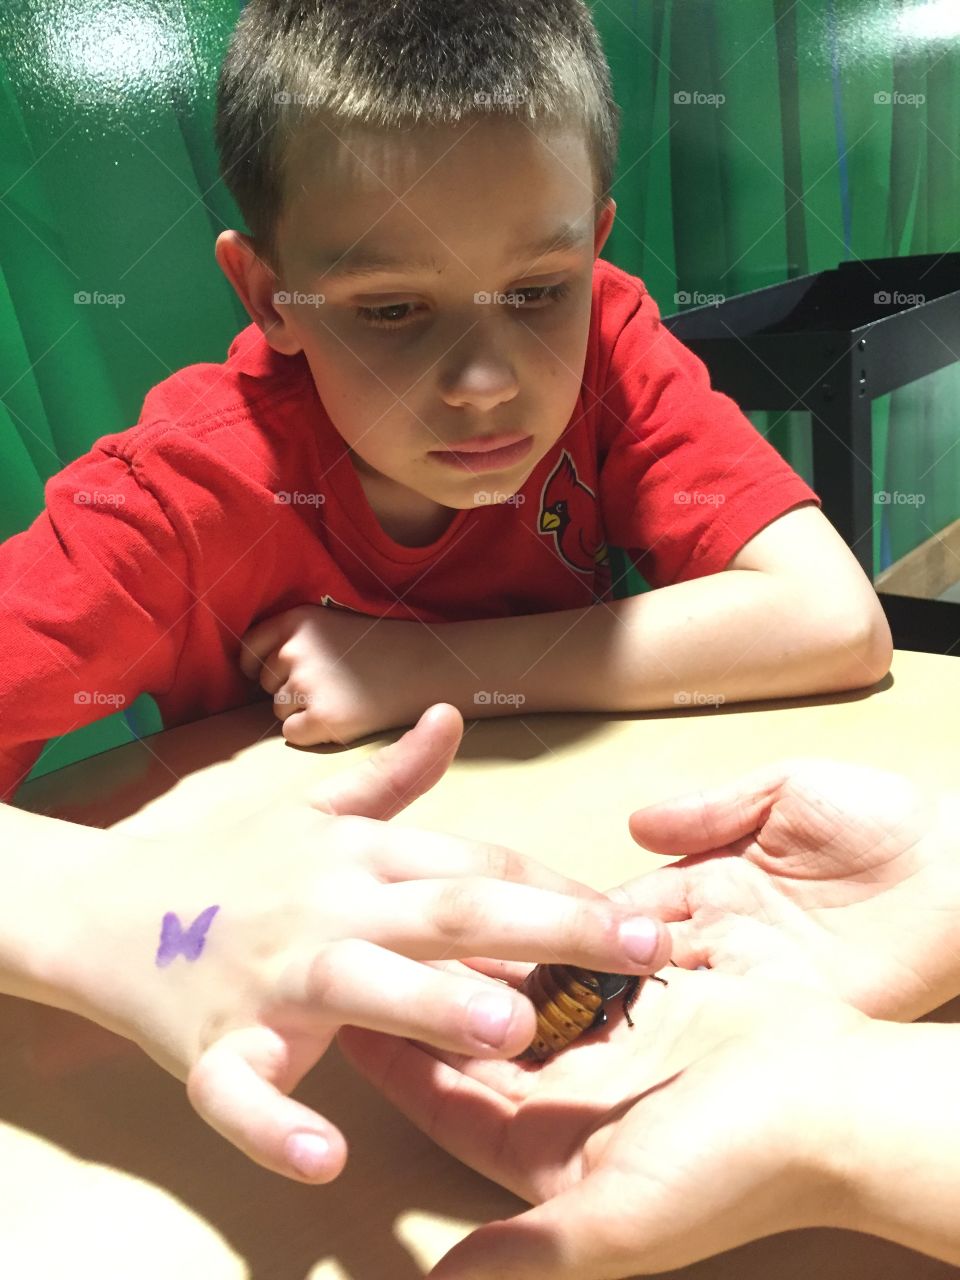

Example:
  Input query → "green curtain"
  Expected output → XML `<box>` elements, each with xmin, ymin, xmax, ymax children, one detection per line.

<box><xmin>2</xmin><ymin>0</ymin><xmax>958</xmax><ymax>775</ymax></box>
<box><xmin>0</xmin><ymin>0</ymin><xmax>246</xmax><ymax>778</ymax></box>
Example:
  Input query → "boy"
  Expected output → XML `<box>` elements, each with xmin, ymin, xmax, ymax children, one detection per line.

<box><xmin>1</xmin><ymin>0</ymin><xmax>890</xmax><ymax>791</ymax></box>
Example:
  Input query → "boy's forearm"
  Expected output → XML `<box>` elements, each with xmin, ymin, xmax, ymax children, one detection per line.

<box><xmin>418</xmin><ymin>570</ymin><xmax>888</xmax><ymax>717</ymax></box>
<box><xmin>823</xmin><ymin>1020</ymin><xmax>960</xmax><ymax>1265</ymax></box>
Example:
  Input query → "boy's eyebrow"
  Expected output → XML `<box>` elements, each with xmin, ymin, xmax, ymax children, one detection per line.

<box><xmin>313</xmin><ymin>224</ymin><xmax>591</xmax><ymax>279</ymax></box>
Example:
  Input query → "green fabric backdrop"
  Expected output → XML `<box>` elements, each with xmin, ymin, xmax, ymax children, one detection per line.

<box><xmin>1</xmin><ymin>0</ymin><xmax>958</xmax><ymax>777</ymax></box>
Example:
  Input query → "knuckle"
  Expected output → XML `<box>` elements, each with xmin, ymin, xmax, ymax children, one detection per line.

<box><xmin>484</xmin><ymin>843</ymin><xmax>521</xmax><ymax>882</ymax></box>
<box><xmin>307</xmin><ymin>939</ymin><xmax>369</xmax><ymax>1006</ymax></box>
<box><xmin>185</xmin><ymin>1049</ymin><xmax>220</xmax><ymax>1115</ymax></box>
<box><xmin>276</xmin><ymin>640</ymin><xmax>301</xmax><ymax>665</ymax></box>
<box><xmin>568</xmin><ymin>899</ymin><xmax>612</xmax><ymax>953</ymax></box>
<box><xmin>431</xmin><ymin>880</ymin><xmax>484</xmax><ymax>942</ymax></box>
<box><xmin>328</xmin><ymin>813</ymin><xmax>378</xmax><ymax>861</ymax></box>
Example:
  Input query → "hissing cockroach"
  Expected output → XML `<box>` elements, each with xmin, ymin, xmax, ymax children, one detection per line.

<box><xmin>517</xmin><ymin>965</ymin><xmax>665</xmax><ymax>1063</ymax></box>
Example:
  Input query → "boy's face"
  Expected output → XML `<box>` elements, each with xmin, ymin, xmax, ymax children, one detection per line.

<box><xmin>218</xmin><ymin>114</ymin><xmax>614</xmax><ymax>516</ymax></box>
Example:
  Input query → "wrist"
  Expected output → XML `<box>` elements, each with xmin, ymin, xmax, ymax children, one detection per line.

<box><xmin>0</xmin><ymin>806</ymin><xmax>109</xmax><ymax>1010</ymax></box>
<box><xmin>810</xmin><ymin>1017</ymin><xmax>960</xmax><ymax>1261</ymax></box>
<box><xmin>795</xmin><ymin>1017</ymin><xmax>882</xmax><ymax>1235</ymax></box>
<box><xmin>741</xmin><ymin>1014</ymin><xmax>876</xmax><ymax>1237</ymax></box>
<box><xmin>876</xmin><ymin>819</ymin><xmax>960</xmax><ymax>1020</ymax></box>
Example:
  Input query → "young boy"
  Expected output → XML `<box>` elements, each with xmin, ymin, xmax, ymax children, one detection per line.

<box><xmin>0</xmin><ymin>0</ymin><xmax>891</xmax><ymax>801</ymax></box>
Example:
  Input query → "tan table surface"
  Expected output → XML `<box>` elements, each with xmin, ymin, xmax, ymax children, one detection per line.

<box><xmin>6</xmin><ymin>647</ymin><xmax>960</xmax><ymax>1280</ymax></box>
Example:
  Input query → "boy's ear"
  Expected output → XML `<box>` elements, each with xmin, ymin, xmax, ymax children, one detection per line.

<box><xmin>214</xmin><ymin>230</ymin><xmax>303</xmax><ymax>355</ymax></box>
<box><xmin>593</xmin><ymin>198</ymin><xmax>616</xmax><ymax>258</ymax></box>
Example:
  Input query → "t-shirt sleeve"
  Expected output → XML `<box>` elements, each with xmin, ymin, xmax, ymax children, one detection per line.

<box><xmin>597</xmin><ymin>286</ymin><xmax>820</xmax><ymax>588</ymax></box>
<box><xmin>0</xmin><ymin>449</ymin><xmax>193</xmax><ymax>801</ymax></box>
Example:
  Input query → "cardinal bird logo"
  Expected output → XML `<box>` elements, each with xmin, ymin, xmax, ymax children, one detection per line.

<box><xmin>539</xmin><ymin>450</ymin><xmax>608</xmax><ymax>578</ymax></box>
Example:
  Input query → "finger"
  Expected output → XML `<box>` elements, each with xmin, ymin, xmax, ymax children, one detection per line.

<box><xmin>309</xmin><ymin>702</ymin><xmax>463</xmax><ymax>819</ymax></box>
<box><xmin>607</xmin><ymin>862</ymin><xmax>692</xmax><ymax>922</ymax></box>
<box><xmin>461</xmin><ymin>956</ymin><xmax>532</xmax><ymax>986</ymax></box>
<box><xmin>627</xmin><ymin>762</ymin><xmax>794</xmax><ymax>854</ymax></box>
<box><xmin>186</xmin><ymin>1023</ymin><xmax>348</xmax><ymax>1183</ymax></box>
<box><xmin>338</xmin><ymin>1027</ymin><xmax>522</xmax><ymax>1186</ymax></box>
<box><xmin>372</xmin><ymin>879</ymin><xmax>672</xmax><ymax>973</ymax></box>
<box><xmin>279</xmin><ymin>939</ymin><xmax>536</xmax><ymax>1057</ymax></box>
<box><xmin>239</xmin><ymin>609</ymin><xmax>302</xmax><ymax>680</ymax></box>
<box><xmin>283</xmin><ymin>704</ymin><xmax>352</xmax><ymax>745</ymax></box>
<box><xmin>282</xmin><ymin>705</ymin><xmax>344</xmax><ymax>745</ymax></box>
<box><xmin>260</xmin><ymin>657</ymin><xmax>290</xmax><ymax>697</ymax></box>
<box><xmin>429</xmin><ymin>1175</ymin><xmax>636</xmax><ymax>1280</ymax></box>
<box><xmin>663</xmin><ymin>919</ymin><xmax>713</xmax><ymax>969</ymax></box>
<box><xmin>361</xmin><ymin>825</ymin><xmax>608</xmax><ymax>902</ymax></box>
<box><xmin>274</xmin><ymin>687</ymin><xmax>311</xmax><ymax>721</ymax></box>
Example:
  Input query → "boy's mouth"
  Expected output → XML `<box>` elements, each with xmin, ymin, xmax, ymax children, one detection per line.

<box><xmin>430</xmin><ymin>433</ymin><xmax>534</xmax><ymax>473</ymax></box>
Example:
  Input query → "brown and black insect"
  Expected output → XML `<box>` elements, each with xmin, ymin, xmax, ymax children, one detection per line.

<box><xmin>516</xmin><ymin>965</ymin><xmax>666</xmax><ymax>1063</ymax></box>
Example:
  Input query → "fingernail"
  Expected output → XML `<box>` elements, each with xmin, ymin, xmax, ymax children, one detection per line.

<box><xmin>467</xmin><ymin>990</ymin><xmax>516</xmax><ymax>1048</ymax></box>
<box><xmin>285</xmin><ymin>1131</ymin><xmax>330</xmax><ymax>1178</ymax></box>
<box><xmin>619</xmin><ymin>916</ymin><xmax>661</xmax><ymax>965</ymax></box>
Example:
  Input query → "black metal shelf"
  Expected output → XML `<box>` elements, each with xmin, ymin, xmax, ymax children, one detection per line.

<box><xmin>663</xmin><ymin>254</ymin><xmax>960</xmax><ymax>655</ymax></box>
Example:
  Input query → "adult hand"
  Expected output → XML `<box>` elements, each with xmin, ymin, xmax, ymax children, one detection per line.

<box><xmin>616</xmin><ymin>758</ymin><xmax>960</xmax><ymax>1019</ymax></box>
<box><xmin>341</xmin><ymin>966</ymin><xmax>868</xmax><ymax>1278</ymax></box>
<box><xmin>46</xmin><ymin>705</ymin><xmax>669</xmax><ymax>1183</ymax></box>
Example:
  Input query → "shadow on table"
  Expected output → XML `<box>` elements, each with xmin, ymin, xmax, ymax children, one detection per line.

<box><xmin>16</xmin><ymin>676</ymin><xmax>892</xmax><ymax>829</ymax></box>
<box><xmin>5</xmin><ymin>979</ymin><xmax>955</xmax><ymax>1280</ymax></box>
<box><xmin>1</xmin><ymin>995</ymin><xmax>518</xmax><ymax>1279</ymax></box>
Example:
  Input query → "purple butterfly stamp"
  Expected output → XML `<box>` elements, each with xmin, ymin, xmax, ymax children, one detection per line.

<box><xmin>155</xmin><ymin>905</ymin><xmax>220</xmax><ymax>968</ymax></box>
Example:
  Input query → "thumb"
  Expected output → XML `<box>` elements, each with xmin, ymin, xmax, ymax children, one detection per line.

<box><xmin>430</xmin><ymin>1174</ymin><xmax>633</xmax><ymax>1280</ymax></box>
<box><xmin>310</xmin><ymin>702</ymin><xmax>464</xmax><ymax>820</ymax></box>
<box><xmin>186</xmin><ymin>1024</ymin><xmax>348</xmax><ymax>1183</ymax></box>
<box><xmin>627</xmin><ymin>763</ymin><xmax>792</xmax><ymax>855</ymax></box>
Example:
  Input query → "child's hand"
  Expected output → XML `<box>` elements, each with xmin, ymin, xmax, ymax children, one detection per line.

<box><xmin>341</xmin><ymin>967</ymin><xmax>868</xmax><ymax>1278</ymax></box>
<box><xmin>615</xmin><ymin>758</ymin><xmax>960</xmax><ymax>1020</ymax></box>
<box><xmin>240</xmin><ymin>604</ymin><xmax>425</xmax><ymax>744</ymax></box>
<box><xmin>45</xmin><ymin>706</ymin><xmax>669</xmax><ymax>1184</ymax></box>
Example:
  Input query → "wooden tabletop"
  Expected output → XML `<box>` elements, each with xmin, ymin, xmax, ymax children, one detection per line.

<box><xmin>6</xmin><ymin>648</ymin><xmax>960</xmax><ymax>1280</ymax></box>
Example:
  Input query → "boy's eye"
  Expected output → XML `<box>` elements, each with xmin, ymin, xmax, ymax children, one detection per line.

<box><xmin>355</xmin><ymin>282</ymin><xmax>571</xmax><ymax>330</ymax></box>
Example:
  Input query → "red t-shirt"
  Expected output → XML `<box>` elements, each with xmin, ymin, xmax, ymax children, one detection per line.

<box><xmin>0</xmin><ymin>258</ymin><xmax>818</xmax><ymax>798</ymax></box>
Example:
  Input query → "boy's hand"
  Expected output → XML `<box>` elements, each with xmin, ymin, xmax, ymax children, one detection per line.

<box><xmin>46</xmin><ymin>705</ymin><xmax>669</xmax><ymax>1184</ymax></box>
<box><xmin>614</xmin><ymin>759</ymin><xmax>960</xmax><ymax>1020</ymax></box>
<box><xmin>240</xmin><ymin>604</ymin><xmax>427</xmax><ymax>744</ymax></box>
<box><xmin>340</xmin><ymin>967</ymin><xmax>868</xmax><ymax>1278</ymax></box>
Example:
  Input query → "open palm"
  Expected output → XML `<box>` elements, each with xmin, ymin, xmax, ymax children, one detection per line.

<box><xmin>340</xmin><ymin>967</ymin><xmax>866</xmax><ymax>1279</ymax></box>
<box><xmin>615</xmin><ymin>758</ymin><xmax>959</xmax><ymax>1018</ymax></box>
